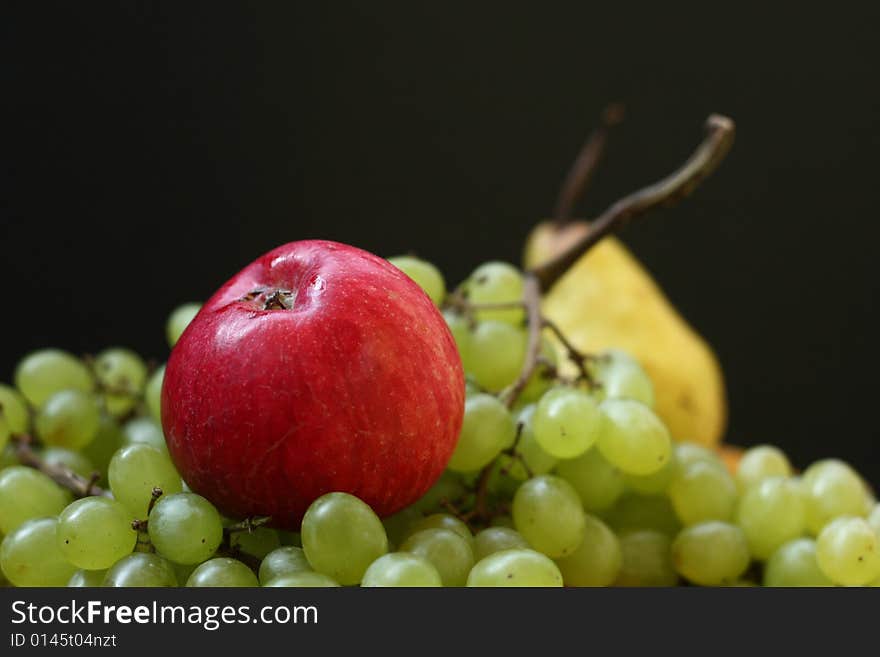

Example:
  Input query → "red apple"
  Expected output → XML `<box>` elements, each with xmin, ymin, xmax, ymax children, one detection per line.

<box><xmin>161</xmin><ymin>240</ymin><xmax>465</xmax><ymax>528</ymax></box>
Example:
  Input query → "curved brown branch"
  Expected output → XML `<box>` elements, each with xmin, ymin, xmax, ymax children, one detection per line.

<box><xmin>12</xmin><ymin>434</ymin><xmax>109</xmax><ymax>498</ymax></box>
<box><xmin>500</xmin><ymin>274</ymin><xmax>543</xmax><ymax>409</ymax></box>
<box><xmin>532</xmin><ymin>113</ymin><xmax>735</xmax><ymax>290</ymax></box>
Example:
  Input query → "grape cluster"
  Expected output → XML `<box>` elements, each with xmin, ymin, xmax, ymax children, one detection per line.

<box><xmin>0</xmin><ymin>257</ymin><xmax>878</xmax><ymax>588</ymax></box>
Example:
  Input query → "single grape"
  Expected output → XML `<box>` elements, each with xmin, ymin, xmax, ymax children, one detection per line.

<box><xmin>736</xmin><ymin>445</ymin><xmax>792</xmax><ymax>490</ymax></box>
<box><xmin>108</xmin><ymin>444</ymin><xmax>182</xmax><ymax>517</ymax></box>
<box><xmin>0</xmin><ymin>466</ymin><xmax>72</xmax><ymax>534</ymax></box>
<box><xmin>763</xmin><ymin>538</ymin><xmax>833</xmax><ymax>587</ymax></box>
<box><xmin>554</xmin><ymin>514</ymin><xmax>622</xmax><ymax>587</ymax></box>
<box><xmin>668</xmin><ymin>460</ymin><xmax>737</xmax><ymax>526</ymax></box>
<box><xmin>464</xmin><ymin>261</ymin><xmax>525</xmax><ymax>325</ymax></box>
<box><xmin>597</xmin><ymin>399</ymin><xmax>671</xmax><ymax>476</ymax></box>
<box><xmin>815</xmin><ymin>516</ymin><xmax>880</xmax><ymax>586</ymax></box>
<box><xmin>512</xmin><ymin>475</ymin><xmax>585</xmax><ymax>558</ymax></box>
<box><xmin>624</xmin><ymin>454</ymin><xmax>676</xmax><ymax>495</ymax></box>
<box><xmin>556</xmin><ymin>447</ymin><xmax>625</xmax><ymax>512</ymax></box>
<box><xmin>81</xmin><ymin>415</ymin><xmax>124</xmax><ymax>477</ymax></box>
<box><xmin>148</xmin><ymin>492</ymin><xmax>224</xmax><ymax>565</ymax></box>
<box><xmin>447</xmin><ymin>394</ymin><xmax>516</xmax><ymax>473</ymax></box>
<box><xmin>122</xmin><ymin>417</ymin><xmax>167</xmax><ymax>453</ymax></box>
<box><xmin>406</xmin><ymin>514</ymin><xmax>474</xmax><ymax>548</ymax></box>
<box><xmin>673</xmin><ymin>442</ymin><xmax>724</xmax><ymax>471</ymax></box>
<box><xmin>473</xmin><ymin>527</ymin><xmax>530</xmax><ymax>561</ymax></box>
<box><xmin>103</xmin><ymin>552</ymin><xmax>177</xmax><ymax>587</ymax></box>
<box><xmin>258</xmin><ymin>546</ymin><xmax>312</xmax><ymax>585</ymax></box>
<box><xmin>497</xmin><ymin>404</ymin><xmax>558</xmax><ymax>480</ymax></box>
<box><xmin>532</xmin><ymin>387</ymin><xmax>602</xmax><ymax>459</ymax></box>
<box><xmin>388</xmin><ymin>256</ymin><xmax>446</xmax><ymax>305</ymax></box>
<box><xmin>736</xmin><ymin>477</ymin><xmax>806</xmax><ymax>560</ymax></box>
<box><xmin>400</xmin><ymin>528</ymin><xmax>474</xmax><ymax>587</ymax></box>
<box><xmin>145</xmin><ymin>365</ymin><xmax>165</xmax><ymax>423</ymax></box>
<box><xmin>671</xmin><ymin>521</ymin><xmax>750</xmax><ymax>586</ymax></box>
<box><xmin>166</xmin><ymin>303</ymin><xmax>202</xmax><ymax>347</ymax></box>
<box><xmin>0</xmin><ymin>384</ymin><xmax>30</xmax><ymax>434</ymax></box>
<box><xmin>57</xmin><ymin>496</ymin><xmax>137</xmax><ymax>570</ymax></box>
<box><xmin>94</xmin><ymin>348</ymin><xmax>147</xmax><ymax>417</ymax></box>
<box><xmin>301</xmin><ymin>492</ymin><xmax>388</xmax><ymax>585</ymax></box>
<box><xmin>602</xmin><ymin>492</ymin><xmax>682</xmax><ymax>537</ymax></box>
<box><xmin>614</xmin><ymin>530</ymin><xmax>678</xmax><ymax>587</ymax></box>
<box><xmin>40</xmin><ymin>447</ymin><xmax>95</xmax><ymax>479</ymax></box>
<box><xmin>68</xmin><ymin>569</ymin><xmax>107</xmax><ymax>587</ymax></box>
<box><xmin>264</xmin><ymin>572</ymin><xmax>340</xmax><ymax>587</ymax></box>
<box><xmin>802</xmin><ymin>460</ymin><xmax>868</xmax><ymax>534</ymax></box>
<box><xmin>468</xmin><ymin>548</ymin><xmax>562</xmax><ymax>587</ymax></box>
<box><xmin>0</xmin><ymin>517</ymin><xmax>77</xmax><ymax>587</ymax></box>
<box><xmin>443</xmin><ymin>312</ymin><xmax>472</xmax><ymax>365</ymax></box>
<box><xmin>462</xmin><ymin>321</ymin><xmax>527</xmax><ymax>392</ymax></box>
<box><xmin>15</xmin><ymin>349</ymin><xmax>94</xmax><ymax>407</ymax></box>
<box><xmin>186</xmin><ymin>558</ymin><xmax>258</xmax><ymax>587</ymax></box>
<box><xmin>362</xmin><ymin>552</ymin><xmax>443</xmax><ymax>587</ymax></box>
<box><xmin>592</xmin><ymin>349</ymin><xmax>655</xmax><ymax>407</ymax></box>
<box><xmin>35</xmin><ymin>390</ymin><xmax>101</xmax><ymax>450</ymax></box>
<box><xmin>229</xmin><ymin>526</ymin><xmax>281</xmax><ymax>560</ymax></box>
<box><xmin>382</xmin><ymin>506</ymin><xmax>424</xmax><ymax>549</ymax></box>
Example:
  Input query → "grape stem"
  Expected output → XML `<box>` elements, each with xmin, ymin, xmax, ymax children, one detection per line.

<box><xmin>10</xmin><ymin>434</ymin><xmax>109</xmax><ymax>498</ymax></box>
<box><xmin>222</xmin><ymin>515</ymin><xmax>272</xmax><ymax>536</ymax></box>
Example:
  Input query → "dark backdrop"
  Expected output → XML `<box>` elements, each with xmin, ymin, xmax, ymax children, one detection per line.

<box><xmin>2</xmin><ymin>3</ymin><xmax>879</xmax><ymax>482</ymax></box>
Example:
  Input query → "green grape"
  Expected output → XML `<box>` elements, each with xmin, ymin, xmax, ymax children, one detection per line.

<box><xmin>464</xmin><ymin>261</ymin><xmax>525</xmax><ymax>325</ymax></box>
<box><xmin>68</xmin><ymin>569</ymin><xmax>107</xmax><ymax>587</ymax></box>
<box><xmin>41</xmin><ymin>447</ymin><xmax>95</xmax><ymax>479</ymax></box>
<box><xmin>614</xmin><ymin>530</ymin><xmax>678</xmax><ymax>587</ymax></box>
<box><xmin>0</xmin><ymin>445</ymin><xmax>18</xmax><ymax>469</ymax></box>
<box><xmin>166</xmin><ymin>303</ymin><xmax>202</xmax><ymax>347</ymax></box>
<box><xmin>519</xmin><ymin>337</ymin><xmax>560</xmax><ymax>404</ymax></box>
<box><xmin>473</xmin><ymin>527</ymin><xmax>530</xmax><ymax>561</ymax></box>
<box><xmin>406</xmin><ymin>514</ymin><xmax>474</xmax><ymax>547</ymax></box>
<box><xmin>763</xmin><ymin>538</ymin><xmax>833</xmax><ymax>587</ymax></box>
<box><xmin>172</xmin><ymin>562</ymin><xmax>197</xmax><ymax>585</ymax></box>
<box><xmin>388</xmin><ymin>256</ymin><xmax>446</xmax><ymax>305</ymax></box>
<box><xmin>145</xmin><ymin>365</ymin><xmax>165</xmax><ymax>423</ymax></box>
<box><xmin>674</xmin><ymin>442</ymin><xmax>724</xmax><ymax>471</ymax></box>
<box><xmin>602</xmin><ymin>492</ymin><xmax>682</xmax><ymax>537</ymax></box>
<box><xmin>264</xmin><ymin>572</ymin><xmax>339</xmax><ymax>587</ymax></box>
<box><xmin>108</xmin><ymin>444</ymin><xmax>182</xmax><ymax>517</ymax></box>
<box><xmin>624</xmin><ymin>454</ymin><xmax>676</xmax><ymax>495</ymax></box>
<box><xmin>81</xmin><ymin>415</ymin><xmax>124</xmax><ymax>477</ymax></box>
<box><xmin>1</xmin><ymin>517</ymin><xmax>77</xmax><ymax>587</ymax></box>
<box><xmin>736</xmin><ymin>445</ymin><xmax>792</xmax><ymax>490</ymax></box>
<box><xmin>815</xmin><ymin>516</ymin><xmax>880</xmax><ymax>586</ymax></box>
<box><xmin>512</xmin><ymin>475</ymin><xmax>585</xmax><ymax>558</ymax></box>
<box><xmin>382</xmin><ymin>506</ymin><xmax>424</xmax><ymax>549</ymax></box>
<box><xmin>592</xmin><ymin>349</ymin><xmax>655</xmax><ymax>407</ymax></box>
<box><xmin>552</xmin><ymin>514</ymin><xmax>621</xmax><ymax>586</ymax></box>
<box><xmin>35</xmin><ymin>390</ymin><xmax>100</xmax><ymax>450</ymax></box>
<box><xmin>0</xmin><ymin>384</ymin><xmax>30</xmax><ymax>433</ymax></box>
<box><xmin>258</xmin><ymin>546</ymin><xmax>312</xmax><ymax>585</ymax></box>
<box><xmin>668</xmin><ymin>461</ymin><xmax>737</xmax><ymax>526</ymax></box>
<box><xmin>468</xmin><ymin>548</ymin><xmax>563</xmax><ymax>587</ymax></box>
<box><xmin>0</xmin><ymin>415</ymin><xmax>9</xmax><ymax>454</ymax></box>
<box><xmin>103</xmin><ymin>552</ymin><xmax>177</xmax><ymax>587</ymax></box>
<box><xmin>411</xmin><ymin>471</ymin><xmax>467</xmax><ymax>514</ymax></box>
<box><xmin>57</xmin><ymin>496</ymin><xmax>137</xmax><ymax>569</ymax></box>
<box><xmin>671</xmin><ymin>521</ymin><xmax>750</xmax><ymax>586</ymax></box>
<box><xmin>94</xmin><ymin>348</ymin><xmax>147</xmax><ymax>417</ymax></box>
<box><xmin>122</xmin><ymin>417</ymin><xmax>167</xmax><ymax>453</ymax></box>
<box><xmin>868</xmin><ymin>504</ymin><xmax>880</xmax><ymax>536</ymax></box>
<box><xmin>148</xmin><ymin>493</ymin><xmax>223</xmax><ymax>565</ymax></box>
<box><xmin>14</xmin><ymin>349</ymin><xmax>94</xmax><ymax>407</ymax></box>
<box><xmin>229</xmin><ymin>527</ymin><xmax>281</xmax><ymax>560</ymax></box>
<box><xmin>497</xmin><ymin>405</ymin><xmax>557</xmax><ymax>481</ymax></box>
<box><xmin>0</xmin><ymin>466</ymin><xmax>72</xmax><ymax>534</ymax></box>
<box><xmin>186</xmin><ymin>558</ymin><xmax>258</xmax><ymax>587</ymax></box>
<box><xmin>597</xmin><ymin>399</ymin><xmax>671</xmax><ymax>476</ymax></box>
<box><xmin>462</xmin><ymin>321</ymin><xmax>527</xmax><ymax>392</ymax></box>
<box><xmin>736</xmin><ymin>477</ymin><xmax>806</xmax><ymax>560</ymax></box>
<box><xmin>443</xmin><ymin>312</ymin><xmax>472</xmax><ymax>365</ymax></box>
<box><xmin>400</xmin><ymin>528</ymin><xmax>474</xmax><ymax>587</ymax></box>
<box><xmin>556</xmin><ymin>447</ymin><xmax>625</xmax><ymax>512</ymax></box>
<box><xmin>532</xmin><ymin>387</ymin><xmax>602</xmax><ymax>459</ymax></box>
<box><xmin>362</xmin><ymin>552</ymin><xmax>443</xmax><ymax>587</ymax></box>
<box><xmin>447</xmin><ymin>394</ymin><xmax>516</xmax><ymax>473</ymax></box>
<box><xmin>802</xmin><ymin>460</ymin><xmax>868</xmax><ymax>534</ymax></box>
<box><xmin>301</xmin><ymin>492</ymin><xmax>388</xmax><ymax>585</ymax></box>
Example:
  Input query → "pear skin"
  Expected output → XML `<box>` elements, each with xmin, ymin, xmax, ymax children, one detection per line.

<box><xmin>524</xmin><ymin>221</ymin><xmax>727</xmax><ymax>447</ymax></box>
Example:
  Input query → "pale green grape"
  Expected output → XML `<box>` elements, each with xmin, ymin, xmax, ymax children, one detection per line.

<box><xmin>362</xmin><ymin>552</ymin><xmax>443</xmax><ymax>587</ymax></box>
<box><xmin>671</xmin><ymin>521</ymin><xmax>750</xmax><ymax>586</ymax></box>
<box><xmin>122</xmin><ymin>417</ymin><xmax>167</xmax><ymax>453</ymax></box>
<box><xmin>735</xmin><ymin>477</ymin><xmax>806</xmax><ymax>560</ymax></box>
<box><xmin>592</xmin><ymin>349</ymin><xmax>655</xmax><ymax>407</ymax></box>
<box><xmin>447</xmin><ymin>394</ymin><xmax>516</xmax><ymax>472</ymax></box>
<box><xmin>108</xmin><ymin>444</ymin><xmax>182</xmax><ymax>517</ymax></box>
<box><xmin>674</xmin><ymin>442</ymin><xmax>724</xmax><ymax>470</ymax></box>
<box><xmin>94</xmin><ymin>348</ymin><xmax>147</xmax><ymax>417</ymax></box>
<box><xmin>532</xmin><ymin>387</ymin><xmax>602</xmax><ymax>459</ymax></box>
<box><xmin>443</xmin><ymin>312</ymin><xmax>472</xmax><ymax>365</ymax></box>
<box><xmin>462</xmin><ymin>321</ymin><xmax>527</xmax><ymax>392</ymax></box>
<box><xmin>388</xmin><ymin>256</ymin><xmax>446</xmax><ymax>305</ymax></box>
<box><xmin>145</xmin><ymin>365</ymin><xmax>165</xmax><ymax>423</ymax></box>
<box><xmin>602</xmin><ymin>492</ymin><xmax>682</xmax><ymax>537</ymax></box>
<box><xmin>802</xmin><ymin>460</ymin><xmax>868</xmax><ymax>534</ymax></box>
<box><xmin>668</xmin><ymin>461</ymin><xmax>737</xmax><ymax>526</ymax></box>
<box><xmin>81</xmin><ymin>415</ymin><xmax>124</xmax><ymax>477</ymax></box>
<box><xmin>555</xmin><ymin>447</ymin><xmax>625</xmax><ymax>512</ymax></box>
<box><xmin>57</xmin><ymin>496</ymin><xmax>137</xmax><ymax>570</ymax></box>
<box><xmin>763</xmin><ymin>538</ymin><xmax>833</xmax><ymax>587</ymax></box>
<box><xmin>68</xmin><ymin>569</ymin><xmax>107</xmax><ymax>587</ymax></box>
<box><xmin>35</xmin><ymin>390</ymin><xmax>100</xmax><ymax>449</ymax></box>
<box><xmin>868</xmin><ymin>504</ymin><xmax>880</xmax><ymax>536</ymax></box>
<box><xmin>258</xmin><ymin>546</ymin><xmax>312</xmax><ymax>585</ymax></box>
<box><xmin>148</xmin><ymin>493</ymin><xmax>223</xmax><ymax>565</ymax></box>
<box><xmin>0</xmin><ymin>517</ymin><xmax>77</xmax><ymax>587</ymax></box>
<box><xmin>519</xmin><ymin>337</ymin><xmax>560</xmax><ymax>404</ymax></box>
<box><xmin>468</xmin><ymin>548</ymin><xmax>563</xmax><ymax>587</ymax></box>
<box><xmin>186</xmin><ymin>558</ymin><xmax>258</xmax><ymax>587</ymax></box>
<box><xmin>597</xmin><ymin>399</ymin><xmax>671</xmax><ymax>476</ymax></box>
<box><xmin>0</xmin><ymin>466</ymin><xmax>72</xmax><ymax>534</ymax></box>
<box><xmin>103</xmin><ymin>552</ymin><xmax>177</xmax><ymax>587</ymax></box>
<box><xmin>264</xmin><ymin>572</ymin><xmax>340</xmax><ymax>587</ymax></box>
<box><xmin>736</xmin><ymin>445</ymin><xmax>792</xmax><ymax>490</ymax></box>
<box><xmin>554</xmin><ymin>514</ymin><xmax>622</xmax><ymax>587</ymax></box>
<box><xmin>15</xmin><ymin>349</ymin><xmax>94</xmax><ymax>407</ymax></box>
<box><xmin>498</xmin><ymin>405</ymin><xmax>558</xmax><ymax>480</ymax></box>
<box><xmin>406</xmin><ymin>514</ymin><xmax>474</xmax><ymax>548</ymax></box>
<box><xmin>301</xmin><ymin>492</ymin><xmax>388</xmax><ymax>585</ymax></box>
<box><xmin>624</xmin><ymin>455</ymin><xmax>676</xmax><ymax>495</ymax></box>
<box><xmin>614</xmin><ymin>530</ymin><xmax>678</xmax><ymax>587</ymax></box>
<box><xmin>41</xmin><ymin>448</ymin><xmax>95</xmax><ymax>479</ymax></box>
<box><xmin>464</xmin><ymin>261</ymin><xmax>524</xmax><ymax>325</ymax></box>
<box><xmin>229</xmin><ymin>527</ymin><xmax>281</xmax><ymax>559</ymax></box>
<box><xmin>815</xmin><ymin>516</ymin><xmax>880</xmax><ymax>586</ymax></box>
<box><xmin>512</xmin><ymin>475</ymin><xmax>585</xmax><ymax>558</ymax></box>
<box><xmin>0</xmin><ymin>384</ymin><xmax>29</xmax><ymax>433</ymax></box>
<box><xmin>473</xmin><ymin>527</ymin><xmax>530</xmax><ymax>561</ymax></box>
<box><xmin>166</xmin><ymin>303</ymin><xmax>201</xmax><ymax>347</ymax></box>
<box><xmin>400</xmin><ymin>528</ymin><xmax>474</xmax><ymax>587</ymax></box>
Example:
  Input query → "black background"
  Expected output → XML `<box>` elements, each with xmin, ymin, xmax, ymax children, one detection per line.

<box><xmin>2</xmin><ymin>3</ymin><xmax>878</xmax><ymax>482</ymax></box>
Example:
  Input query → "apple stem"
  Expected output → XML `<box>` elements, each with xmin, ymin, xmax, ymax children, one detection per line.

<box><xmin>10</xmin><ymin>433</ymin><xmax>109</xmax><ymax>498</ymax></box>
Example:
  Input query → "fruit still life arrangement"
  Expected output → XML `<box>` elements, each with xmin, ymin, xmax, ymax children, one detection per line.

<box><xmin>1</xmin><ymin>110</ymin><xmax>878</xmax><ymax>588</ymax></box>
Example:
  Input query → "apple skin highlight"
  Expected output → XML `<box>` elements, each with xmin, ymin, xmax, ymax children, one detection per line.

<box><xmin>161</xmin><ymin>240</ymin><xmax>465</xmax><ymax>528</ymax></box>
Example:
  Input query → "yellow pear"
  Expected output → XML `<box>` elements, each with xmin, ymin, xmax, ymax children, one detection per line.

<box><xmin>524</xmin><ymin>220</ymin><xmax>727</xmax><ymax>447</ymax></box>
